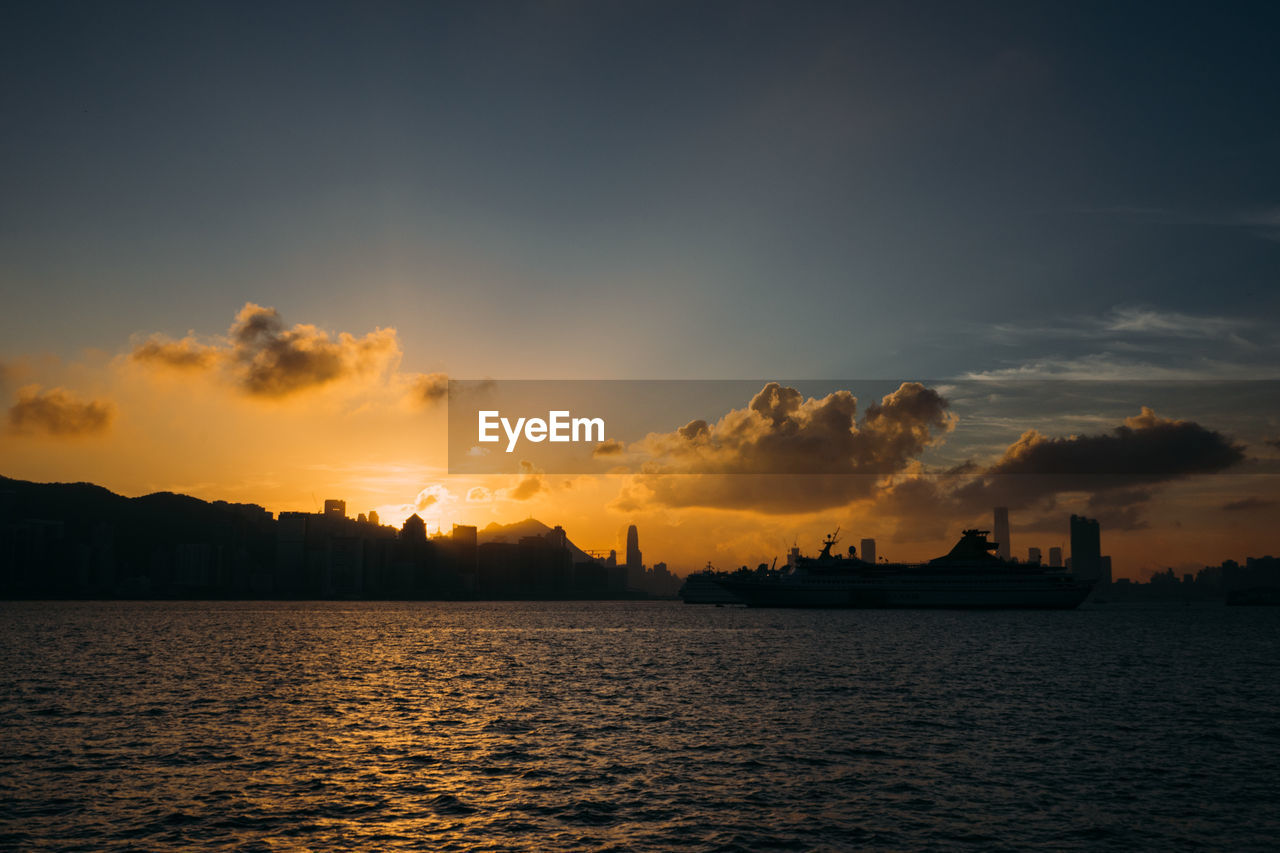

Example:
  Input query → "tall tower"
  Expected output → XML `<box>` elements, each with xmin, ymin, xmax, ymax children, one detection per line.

<box><xmin>1048</xmin><ymin>546</ymin><xmax>1062</xmax><ymax>567</ymax></box>
<box><xmin>860</xmin><ymin>538</ymin><xmax>876</xmax><ymax>565</ymax></box>
<box><xmin>993</xmin><ymin>507</ymin><xmax>1010</xmax><ymax>561</ymax></box>
<box><xmin>625</xmin><ymin>524</ymin><xmax>642</xmax><ymax>586</ymax></box>
<box><xmin>1070</xmin><ymin>514</ymin><xmax>1101</xmax><ymax>581</ymax></box>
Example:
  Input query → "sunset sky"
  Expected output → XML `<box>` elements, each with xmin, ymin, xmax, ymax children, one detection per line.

<box><xmin>2</xmin><ymin>2</ymin><xmax>1278</xmax><ymax>578</ymax></box>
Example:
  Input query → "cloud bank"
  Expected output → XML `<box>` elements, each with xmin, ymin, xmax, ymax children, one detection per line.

<box><xmin>618</xmin><ymin>382</ymin><xmax>955</xmax><ymax>513</ymax></box>
<box><xmin>7</xmin><ymin>386</ymin><xmax>114</xmax><ymax>437</ymax></box>
<box><xmin>616</xmin><ymin>383</ymin><xmax>1245</xmax><ymax>528</ymax></box>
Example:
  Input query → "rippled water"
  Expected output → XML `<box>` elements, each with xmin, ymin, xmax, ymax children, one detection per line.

<box><xmin>2</xmin><ymin>601</ymin><xmax>1278</xmax><ymax>850</ymax></box>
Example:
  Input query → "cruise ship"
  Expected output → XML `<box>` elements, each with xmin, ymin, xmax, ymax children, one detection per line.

<box><xmin>717</xmin><ymin>529</ymin><xmax>1094</xmax><ymax>609</ymax></box>
<box><xmin>677</xmin><ymin>564</ymin><xmax>744</xmax><ymax>605</ymax></box>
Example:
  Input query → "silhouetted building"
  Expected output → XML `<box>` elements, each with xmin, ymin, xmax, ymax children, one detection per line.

<box><xmin>860</xmin><ymin>538</ymin><xmax>876</xmax><ymax>565</ymax></box>
<box><xmin>1100</xmin><ymin>555</ymin><xmax>1113</xmax><ymax>586</ymax></box>
<box><xmin>1070</xmin><ymin>514</ymin><xmax>1102</xmax><ymax>581</ymax></box>
<box><xmin>276</xmin><ymin>511</ymin><xmax>309</xmax><ymax>594</ymax></box>
<box><xmin>368</xmin><ymin>510</ymin><xmax>380</xmax><ymax>526</ymax></box>
<box><xmin>625</xmin><ymin>524</ymin><xmax>643</xmax><ymax>587</ymax></box>
<box><xmin>401</xmin><ymin>514</ymin><xmax>426</xmax><ymax>542</ymax></box>
<box><xmin>993</xmin><ymin>507</ymin><xmax>1010</xmax><ymax>561</ymax></box>
<box><xmin>452</xmin><ymin>524</ymin><xmax>478</xmax><ymax>579</ymax></box>
<box><xmin>1049</xmin><ymin>546</ymin><xmax>1063</xmax><ymax>568</ymax></box>
<box><xmin>324</xmin><ymin>499</ymin><xmax>346</xmax><ymax>520</ymax></box>
<box><xmin>1028</xmin><ymin>546</ymin><xmax>1041</xmax><ymax>565</ymax></box>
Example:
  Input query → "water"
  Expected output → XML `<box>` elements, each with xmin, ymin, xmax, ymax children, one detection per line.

<box><xmin>2</xmin><ymin>601</ymin><xmax>1277</xmax><ymax>851</ymax></box>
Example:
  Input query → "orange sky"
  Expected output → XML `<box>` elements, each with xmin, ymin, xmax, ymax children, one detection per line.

<box><xmin>2</xmin><ymin>304</ymin><xmax>1276</xmax><ymax>580</ymax></box>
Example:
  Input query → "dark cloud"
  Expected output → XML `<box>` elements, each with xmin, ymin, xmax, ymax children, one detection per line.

<box><xmin>621</xmin><ymin>386</ymin><xmax>1247</xmax><ymax>528</ymax></box>
<box><xmin>624</xmin><ymin>382</ymin><xmax>955</xmax><ymax>513</ymax></box>
<box><xmin>130</xmin><ymin>335</ymin><xmax>220</xmax><ymax>370</ymax></box>
<box><xmin>871</xmin><ymin>407</ymin><xmax>1246</xmax><ymax>538</ymax></box>
<box><xmin>1222</xmin><ymin>496</ymin><xmax>1277</xmax><ymax>512</ymax></box>
<box><xmin>593</xmin><ymin>439</ymin><xmax>625</xmax><ymax>457</ymax></box>
<box><xmin>1265</xmin><ymin>437</ymin><xmax>1280</xmax><ymax>450</ymax></box>
<box><xmin>951</xmin><ymin>407</ymin><xmax>1244</xmax><ymax>512</ymax></box>
<box><xmin>130</xmin><ymin>303</ymin><xmax>400</xmax><ymax>398</ymax></box>
<box><xmin>7</xmin><ymin>386</ymin><xmax>113</xmax><ymax>437</ymax></box>
<box><xmin>230</xmin><ymin>303</ymin><xmax>399</xmax><ymax>397</ymax></box>
<box><xmin>412</xmin><ymin>372</ymin><xmax>450</xmax><ymax>404</ymax></box>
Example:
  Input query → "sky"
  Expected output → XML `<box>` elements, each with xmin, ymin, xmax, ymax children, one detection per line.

<box><xmin>2</xmin><ymin>1</ymin><xmax>1278</xmax><ymax>577</ymax></box>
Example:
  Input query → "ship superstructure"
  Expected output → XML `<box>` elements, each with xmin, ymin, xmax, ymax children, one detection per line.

<box><xmin>717</xmin><ymin>529</ymin><xmax>1094</xmax><ymax>609</ymax></box>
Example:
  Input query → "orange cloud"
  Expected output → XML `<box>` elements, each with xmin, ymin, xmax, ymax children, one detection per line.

<box><xmin>7</xmin><ymin>386</ymin><xmax>114</xmax><ymax>437</ymax></box>
<box><xmin>621</xmin><ymin>382</ymin><xmax>955</xmax><ymax>513</ymax></box>
<box><xmin>129</xmin><ymin>303</ymin><xmax>400</xmax><ymax>398</ymax></box>
<box><xmin>230</xmin><ymin>303</ymin><xmax>398</xmax><ymax>397</ymax></box>
<box><xmin>506</xmin><ymin>460</ymin><xmax>544</xmax><ymax>501</ymax></box>
<box><xmin>130</xmin><ymin>335</ymin><xmax>220</xmax><ymax>370</ymax></box>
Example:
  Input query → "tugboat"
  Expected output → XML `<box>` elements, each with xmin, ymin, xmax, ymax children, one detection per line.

<box><xmin>717</xmin><ymin>529</ymin><xmax>1094</xmax><ymax>609</ymax></box>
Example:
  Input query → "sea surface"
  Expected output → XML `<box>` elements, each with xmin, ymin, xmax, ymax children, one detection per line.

<box><xmin>2</xmin><ymin>601</ymin><xmax>1278</xmax><ymax>851</ymax></box>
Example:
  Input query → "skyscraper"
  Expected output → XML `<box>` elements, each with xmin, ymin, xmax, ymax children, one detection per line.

<box><xmin>860</xmin><ymin>538</ymin><xmax>876</xmax><ymax>565</ymax></box>
<box><xmin>1049</xmin><ymin>547</ymin><xmax>1063</xmax><ymax>568</ymax></box>
<box><xmin>993</xmin><ymin>507</ymin><xmax>1010</xmax><ymax>561</ymax></box>
<box><xmin>1070</xmin><ymin>514</ymin><xmax>1101</xmax><ymax>581</ymax></box>
<box><xmin>625</xmin><ymin>524</ymin><xmax>642</xmax><ymax>587</ymax></box>
<box><xmin>1028</xmin><ymin>546</ymin><xmax>1042</xmax><ymax>564</ymax></box>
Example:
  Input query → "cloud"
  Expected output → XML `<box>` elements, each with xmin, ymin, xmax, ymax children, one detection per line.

<box><xmin>985</xmin><ymin>305</ymin><xmax>1255</xmax><ymax>344</ymax></box>
<box><xmin>7</xmin><ymin>385</ymin><xmax>114</xmax><ymax>437</ymax></box>
<box><xmin>230</xmin><ymin>303</ymin><xmax>399</xmax><ymax>397</ymax></box>
<box><xmin>130</xmin><ymin>303</ymin><xmax>401</xmax><ymax>398</ymax></box>
<box><xmin>1265</xmin><ymin>437</ymin><xmax>1280</xmax><ymax>451</ymax></box>
<box><xmin>969</xmin><ymin>305</ymin><xmax>1279</xmax><ymax>380</ymax></box>
<box><xmin>620</xmin><ymin>382</ymin><xmax>955</xmax><ymax>513</ymax></box>
<box><xmin>506</xmin><ymin>460</ymin><xmax>544</xmax><ymax>501</ymax></box>
<box><xmin>1101</xmin><ymin>306</ymin><xmax>1249</xmax><ymax>338</ymax></box>
<box><xmin>961</xmin><ymin>353</ymin><xmax>1280</xmax><ymax>381</ymax></box>
<box><xmin>593</xmin><ymin>439</ymin><xmax>625</xmax><ymax>457</ymax></box>
<box><xmin>130</xmin><ymin>335</ymin><xmax>221</xmax><ymax>370</ymax></box>
<box><xmin>1222</xmin><ymin>496</ymin><xmax>1277</xmax><ymax>512</ymax></box>
<box><xmin>617</xmin><ymin>384</ymin><xmax>1246</xmax><ymax>529</ymax></box>
<box><xmin>875</xmin><ymin>407</ymin><xmax>1247</xmax><ymax>534</ymax></box>
<box><xmin>466</xmin><ymin>486</ymin><xmax>493</xmax><ymax>502</ymax></box>
<box><xmin>948</xmin><ymin>407</ymin><xmax>1243</xmax><ymax>512</ymax></box>
<box><xmin>976</xmin><ymin>407</ymin><xmax>1241</xmax><ymax>479</ymax></box>
<box><xmin>411</xmin><ymin>372</ymin><xmax>450</xmax><ymax>405</ymax></box>
<box><xmin>413</xmin><ymin>484</ymin><xmax>452</xmax><ymax>512</ymax></box>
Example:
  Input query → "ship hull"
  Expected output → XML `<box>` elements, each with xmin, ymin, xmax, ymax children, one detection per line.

<box><xmin>719</xmin><ymin>579</ymin><xmax>1093</xmax><ymax>609</ymax></box>
<box><xmin>678</xmin><ymin>576</ymin><xmax>743</xmax><ymax>605</ymax></box>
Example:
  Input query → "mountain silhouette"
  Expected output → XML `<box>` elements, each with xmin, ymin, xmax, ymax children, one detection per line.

<box><xmin>478</xmin><ymin>518</ymin><xmax>595</xmax><ymax>563</ymax></box>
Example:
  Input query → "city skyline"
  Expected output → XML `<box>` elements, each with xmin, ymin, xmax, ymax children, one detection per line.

<box><xmin>6</xmin><ymin>471</ymin><xmax>1258</xmax><ymax>603</ymax></box>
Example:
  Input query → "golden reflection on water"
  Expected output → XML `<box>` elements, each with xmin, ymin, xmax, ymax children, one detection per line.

<box><xmin>2</xmin><ymin>601</ymin><xmax>1279</xmax><ymax>850</ymax></box>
